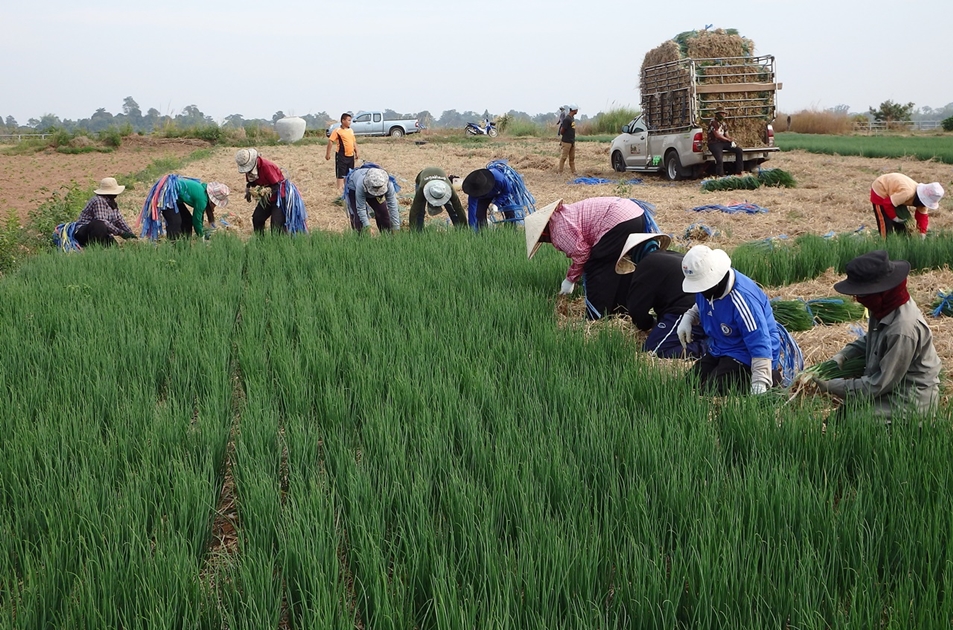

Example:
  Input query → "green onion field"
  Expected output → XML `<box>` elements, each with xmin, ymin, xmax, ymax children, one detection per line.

<box><xmin>2</xmin><ymin>229</ymin><xmax>953</xmax><ymax>628</ymax></box>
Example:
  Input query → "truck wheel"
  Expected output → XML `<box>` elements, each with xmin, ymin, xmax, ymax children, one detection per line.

<box><xmin>389</xmin><ymin>127</ymin><xmax>405</xmax><ymax>138</ymax></box>
<box><xmin>487</xmin><ymin>127</ymin><xmax>499</xmax><ymax>137</ymax></box>
<box><xmin>611</xmin><ymin>151</ymin><xmax>626</xmax><ymax>173</ymax></box>
<box><xmin>664</xmin><ymin>152</ymin><xmax>682</xmax><ymax>181</ymax></box>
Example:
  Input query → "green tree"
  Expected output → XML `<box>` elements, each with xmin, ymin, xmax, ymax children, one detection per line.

<box><xmin>4</xmin><ymin>116</ymin><xmax>16</xmax><ymax>128</ymax></box>
<box><xmin>868</xmin><ymin>100</ymin><xmax>915</xmax><ymax>123</ymax></box>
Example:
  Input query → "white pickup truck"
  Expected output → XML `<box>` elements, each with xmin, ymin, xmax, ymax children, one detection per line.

<box><xmin>326</xmin><ymin>110</ymin><xmax>421</xmax><ymax>138</ymax></box>
<box><xmin>610</xmin><ymin>55</ymin><xmax>780</xmax><ymax>180</ymax></box>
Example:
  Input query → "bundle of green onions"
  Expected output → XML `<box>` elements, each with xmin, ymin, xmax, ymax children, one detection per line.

<box><xmin>806</xmin><ymin>297</ymin><xmax>866</xmax><ymax>325</ymax></box>
<box><xmin>770</xmin><ymin>299</ymin><xmax>813</xmax><ymax>331</ymax></box>
<box><xmin>700</xmin><ymin>168</ymin><xmax>796</xmax><ymax>192</ymax></box>
<box><xmin>791</xmin><ymin>357</ymin><xmax>867</xmax><ymax>389</ymax></box>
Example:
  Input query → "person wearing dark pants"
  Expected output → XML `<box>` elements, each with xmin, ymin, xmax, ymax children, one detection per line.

<box><xmin>677</xmin><ymin>245</ymin><xmax>786</xmax><ymax>396</ymax></box>
<box><xmin>161</xmin><ymin>202</ymin><xmax>195</xmax><ymax>239</ymax></box>
<box><xmin>73</xmin><ymin>177</ymin><xmax>136</xmax><ymax>247</ymax></box>
<box><xmin>615</xmin><ymin>234</ymin><xmax>707</xmax><ymax>358</ymax></box>
<box><xmin>870</xmin><ymin>173</ymin><xmax>944</xmax><ymax>238</ymax></box>
<box><xmin>408</xmin><ymin>167</ymin><xmax>467</xmax><ymax>231</ymax></box>
<box><xmin>707</xmin><ymin>110</ymin><xmax>745</xmax><ymax>177</ymax></box>
<box><xmin>236</xmin><ymin>148</ymin><xmax>304</xmax><ymax>234</ymax></box>
<box><xmin>142</xmin><ymin>177</ymin><xmax>230</xmax><ymax>240</ymax></box>
<box><xmin>251</xmin><ymin>184</ymin><xmax>285</xmax><ymax>233</ymax></box>
<box><xmin>344</xmin><ymin>166</ymin><xmax>400</xmax><ymax>232</ymax></box>
<box><xmin>524</xmin><ymin>196</ymin><xmax>654</xmax><ymax>320</ymax></box>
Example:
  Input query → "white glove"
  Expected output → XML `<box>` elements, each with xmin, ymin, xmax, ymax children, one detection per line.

<box><xmin>676</xmin><ymin>304</ymin><xmax>699</xmax><ymax>349</ymax></box>
<box><xmin>750</xmin><ymin>357</ymin><xmax>773</xmax><ymax>395</ymax></box>
<box><xmin>559</xmin><ymin>279</ymin><xmax>575</xmax><ymax>295</ymax></box>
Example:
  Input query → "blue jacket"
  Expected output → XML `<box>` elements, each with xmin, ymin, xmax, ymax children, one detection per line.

<box><xmin>695</xmin><ymin>270</ymin><xmax>780</xmax><ymax>366</ymax></box>
<box><xmin>466</xmin><ymin>168</ymin><xmax>508</xmax><ymax>227</ymax></box>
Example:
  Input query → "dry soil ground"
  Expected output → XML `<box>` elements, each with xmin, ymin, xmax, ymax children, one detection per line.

<box><xmin>3</xmin><ymin>134</ymin><xmax>953</xmax><ymax>396</ymax></box>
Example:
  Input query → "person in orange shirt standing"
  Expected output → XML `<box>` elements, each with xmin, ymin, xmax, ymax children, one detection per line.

<box><xmin>326</xmin><ymin>112</ymin><xmax>358</xmax><ymax>195</ymax></box>
<box><xmin>870</xmin><ymin>173</ymin><xmax>944</xmax><ymax>238</ymax></box>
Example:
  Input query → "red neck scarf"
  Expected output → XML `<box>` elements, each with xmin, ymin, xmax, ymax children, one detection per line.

<box><xmin>855</xmin><ymin>279</ymin><xmax>910</xmax><ymax>320</ymax></box>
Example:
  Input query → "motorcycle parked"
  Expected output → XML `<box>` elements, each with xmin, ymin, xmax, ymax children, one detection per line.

<box><xmin>465</xmin><ymin>119</ymin><xmax>498</xmax><ymax>137</ymax></box>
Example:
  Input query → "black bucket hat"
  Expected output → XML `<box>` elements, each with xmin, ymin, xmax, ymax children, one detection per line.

<box><xmin>833</xmin><ymin>250</ymin><xmax>910</xmax><ymax>295</ymax></box>
<box><xmin>462</xmin><ymin>169</ymin><xmax>495</xmax><ymax>197</ymax></box>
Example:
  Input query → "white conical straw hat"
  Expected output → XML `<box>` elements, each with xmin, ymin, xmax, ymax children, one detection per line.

<box><xmin>524</xmin><ymin>199</ymin><xmax>561</xmax><ymax>259</ymax></box>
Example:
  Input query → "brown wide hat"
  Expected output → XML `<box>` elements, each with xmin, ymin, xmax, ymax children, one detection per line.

<box><xmin>833</xmin><ymin>250</ymin><xmax>910</xmax><ymax>295</ymax></box>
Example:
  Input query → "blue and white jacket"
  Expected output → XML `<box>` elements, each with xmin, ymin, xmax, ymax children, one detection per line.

<box><xmin>695</xmin><ymin>270</ymin><xmax>780</xmax><ymax>366</ymax></box>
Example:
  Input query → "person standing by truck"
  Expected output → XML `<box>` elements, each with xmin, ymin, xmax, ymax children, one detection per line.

<box><xmin>326</xmin><ymin>112</ymin><xmax>358</xmax><ymax>195</ymax></box>
<box><xmin>557</xmin><ymin>105</ymin><xmax>578</xmax><ymax>176</ymax></box>
<box><xmin>707</xmin><ymin>110</ymin><xmax>745</xmax><ymax>177</ymax></box>
<box><xmin>870</xmin><ymin>173</ymin><xmax>944</xmax><ymax>238</ymax></box>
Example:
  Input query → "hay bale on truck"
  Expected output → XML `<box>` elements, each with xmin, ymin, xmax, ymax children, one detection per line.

<box><xmin>611</xmin><ymin>28</ymin><xmax>781</xmax><ymax>181</ymax></box>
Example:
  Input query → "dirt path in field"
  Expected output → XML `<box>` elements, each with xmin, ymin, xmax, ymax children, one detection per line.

<box><xmin>0</xmin><ymin>135</ymin><xmax>209</xmax><ymax>221</ymax></box>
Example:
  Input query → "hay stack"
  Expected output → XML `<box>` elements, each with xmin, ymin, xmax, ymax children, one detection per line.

<box><xmin>641</xmin><ymin>28</ymin><xmax>774</xmax><ymax>148</ymax></box>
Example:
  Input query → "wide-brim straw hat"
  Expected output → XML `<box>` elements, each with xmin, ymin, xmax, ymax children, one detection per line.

<box><xmin>423</xmin><ymin>180</ymin><xmax>452</xmax><ymax>207</ymax></box>
<box><xmin>94</xmin><ymin>177</ymin><xmax>125</xmax><ymax>196</ymax></box>
<box><xmin>524</xmin><ymin>198</ymin><xmax>561</xmax><ymax>259</ymax></box>
<box><xmin>206</xmin><ymin>182</ymin><xmax>230</xmax><ymax>208</ymax></box>
<box><xmin>462</xmin><ymin>169</ymin><xmax>495</xmax><ymax>198</ymax></box>
<box><xmin>833</xmin><ymin>250</ymin><xmax>910</xmax><ymax>295</ymax></box>
<box><xmin>917</xmin><ymin>182</ymin><xmax>945</xmax><ymax>210</ymax></box>
<box><xmin>364</xmin><ymin>168</ymin><xmax>389</xmax><ymax>197</ymax></box>
<box><xmin>235</xmin><ymin>148</ymin><xmax>259</xmax><ymax>173</ymax></box>
<box><xmin>681</xmin><ymin>245</ymin><xmax>732</xmax><ymax>293</ymax></box>
<box><xmin>615</xmin><ymin>233</ymin><xmax>672</xmax><ymax>274</ymax></box>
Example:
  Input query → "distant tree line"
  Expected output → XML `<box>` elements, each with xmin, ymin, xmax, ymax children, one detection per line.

<box><xmin>0</xmin><ymin>97</ymin><xmax>590</xmax><ymax>134</ymax></box>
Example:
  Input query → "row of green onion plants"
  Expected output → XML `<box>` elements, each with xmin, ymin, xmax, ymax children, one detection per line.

<box><xmin>2</xmin><ymin>229</ymin><xmax>953</xmax><ymax>626</ymax></box>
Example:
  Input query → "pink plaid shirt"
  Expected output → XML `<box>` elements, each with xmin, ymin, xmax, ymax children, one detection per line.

<box><xmin>548</xmin><ymin>197</ymin><xmax>644</xmax><ymax>282</ymax></box>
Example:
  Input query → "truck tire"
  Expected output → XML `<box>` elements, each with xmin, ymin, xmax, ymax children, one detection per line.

<box><xmin>611</xmin><ymin>151</ymin><xmax>626</xmax><ymax>173</ymax></box>
<box><xmin>664</xmin><ymin>152</ymin><xmax>682</xmax><ymax>181</ymax></box>
<box><xmin>389</xmin><ymin>127</ymin><xmax>405</xmax><ymax>138</ymax></box>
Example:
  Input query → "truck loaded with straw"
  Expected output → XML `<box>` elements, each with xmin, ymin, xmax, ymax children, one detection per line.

<box><xmin>610</xmin><ymin>28</ymin><xmax>781</xmax><ymax>180</ymax></box>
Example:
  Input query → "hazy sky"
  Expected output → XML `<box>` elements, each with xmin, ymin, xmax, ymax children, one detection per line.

<box><xmin>4</xmin><ymin>0</ymin><xmax>951</xmax><ymax>125</ymax></box>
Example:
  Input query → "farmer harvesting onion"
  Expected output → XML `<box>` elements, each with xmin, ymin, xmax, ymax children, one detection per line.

<box><xmin>344</xmin><ymin>165</ymin><xmax>400</xmax><ymax>232</ymax></box>
<box><xmin>408</xmin><ymin>167</ymin><xmax>467</xmax><ymax>231</ymax></box>
<box><xmin>525</xmin><ymin>196</ymin><xmax>654</xmax><ymax>320</ymax></box>
<box><xmin>138</xmin><ymin>175</ymin><xmax>229</xmax><ymax>240</ymax></box>
<box><xmin>614</xmin><ymin>233</ymin><xmax>707</xmax><ymax>358</ymax></box>
<box><xmin>812</xmin><ymin>250</ymin><xmax>940</xmax><ymax>419</ymax></box>
<box><xmin>235</xmin><ymin>148</ymin><xmax>307</xmax><ymax>234</ymax></box>
<box><xmin>870</xmin><ymin>173</ymin><xmax>944</xmax><ymax>238</ymax></box>
<box><xmin>72</xmin><ymin>177</ymin><xmax>137</xmax><ymax>247</ymax></box>
<box><xmin>677</xmin><ymin>245</ymin><xmax>783</xmax><ymax>395</ymax></box>
<box><xmin>462</xmin><ymin>161</ymin><xmax>535</xmax><ymax>230</ymax></box>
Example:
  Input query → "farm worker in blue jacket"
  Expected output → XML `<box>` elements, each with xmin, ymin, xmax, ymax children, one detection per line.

<box><xmin>462</xmin><ymin>161</ymin><xmax>535</xmax><ymax>230</ymax></box>
<box><xmin>676</xmin><ymin>245</ymin><xmax>781</xmax><ymax>395</ymax></box>
<box><xmin>344</xmin><ymin>166</ymin><xmax>400</xmax><ymax>232</ymax></box>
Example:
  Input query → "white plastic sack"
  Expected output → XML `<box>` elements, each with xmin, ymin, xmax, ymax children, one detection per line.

<box><xmin>275</xmin><ymin>116</ymin><xmax>306</xmax><ymax>143</ymax></box>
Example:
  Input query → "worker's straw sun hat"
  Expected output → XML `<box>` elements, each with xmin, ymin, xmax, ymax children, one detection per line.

<box><xmin>568</xmin><ymin>104</ymin><xmax>579</xmax><ymax>111</ymax></box>
<box><xmin>94</xmin><ymin>177</ymin><xmax>125</xmax><ymax>196</ymax></box>
<box><xmin>423</xmin><ymin>180</ymin><xmax>452</xmax><ymax>207</ymax></box>
<box><xmin>681</xmin><ymin>245</ymin><xmax>732</xmax><ymax>293</ymax></box>
<box><xmin>917</xmin><ymin>182</ymin><xmax>945</xmax><ymax>210</ymax></box>
<box><xmin>235</xmin><ymin>148</ymin><xmax>259</xmax><ymax>173</ymax></box>
<box><xmin>524</xmin><ymin>198</ymin><xmax>562</xmax><ymax>259</ymax></box>
<box><xmin>833</xmin><ymin>250</ymin><xmax>910</xmax><ymax>296</ymax></box>
<box><xmin>206</xmin><ymin>182</ymin><xmax>230</xmax><ymax>208</ymax></box>
<box><xmin>364</xmin><ymin>169</ymin><xmax>389</xmax><ymax>197</ymax></box>
<box><xmin>714</xmin><ymin>110</ymin><xmax>728</xmax><ymax>117</ymax></box>
<box><xmin>615</xmin><ymin>232</ymin><xmax>672</xmax><ymax>274</ymax></box>
<box><xmin>462</xmin><ymin>169</ymin><xmax>495</xmax><ymax>198</ymax></box>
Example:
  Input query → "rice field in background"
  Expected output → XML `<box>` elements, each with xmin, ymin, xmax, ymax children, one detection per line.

<box><xmin>775</xmin><ymin>133</ymin><xmax>953</xmax><ymax>164</ymax></box>
<box><xmin>3</xmin><ymin>229</ymin><xmax>953</xmax><ymax>627</ymax></box>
